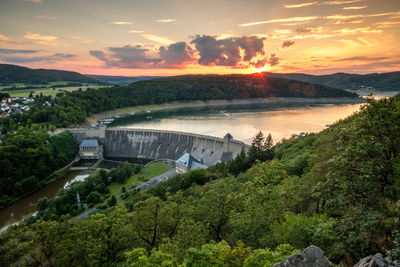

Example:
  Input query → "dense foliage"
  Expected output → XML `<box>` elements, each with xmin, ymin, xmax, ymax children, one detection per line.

<box><xmin>0</xmin><ymin>130</ymin><xmax>78</xmax><ymax>207</ymax></box>
<box><xmin>0</xmin><ymin>64</ymin><xmax>102</xmax><ymax>84</ymax></box>
<box><xmin>36</xmin><ymin>162</ymin><xmax>136</xmax><ymax>218</ymax></box>
<box><xmin>1</xmin><ymin>95</ymin><xmax>398</xmax><ymax>267</ymax></box>
<box><xmin>268</xmin><ymin>71</ymin><xmax>400</xmax><ymax>91</ymax></box>
<box><xmin>1</xmin><ymin>74</ymin><xmax>357</xmax><ymax>130</ymax></box>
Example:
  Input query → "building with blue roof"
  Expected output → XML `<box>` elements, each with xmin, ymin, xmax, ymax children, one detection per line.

<box><xmin>79</xmin><ymin>139</ymin><xmax>103</xmax><ymax>159</ymax></box>
<box><xmin>175</xmin><ymin>153</ymin><xmax>207</xmax><ymax>174</ymax></box>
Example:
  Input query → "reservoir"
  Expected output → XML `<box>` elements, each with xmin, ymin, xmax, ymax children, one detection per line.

<box><xmin>115</xmin><ymin>103</ymin><xmax>363</xmax><ymax>144</ymax></box>
<box><xmin>111</xmin><ymin>91</ymin><xmax>398</xmax><ymax>144</ymax></box>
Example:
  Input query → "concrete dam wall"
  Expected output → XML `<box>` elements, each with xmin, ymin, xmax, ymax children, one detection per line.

<box><xmin>69</xmin><ymin>127</ymin><xmax>248</xmax><ymax>166</ymax></box>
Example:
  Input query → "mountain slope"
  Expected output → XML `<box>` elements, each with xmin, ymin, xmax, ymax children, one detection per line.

<box><xmin>0</xmin><ymin>64</ymin><xmax>103</xmax><ymax>84</ymax></box>
<box><xmin>266</xmin><ymin>71</ymin><xmax>400</xmax><ymax>91</ymax></box>
<box><xmin>87</xmin><ymin>74</ymin><xmax>161</xmax><ymax>84</ymax></box>
<box><xmin>123</xmin><ymin>74</ymin><xmax>359</xmax><ymax>99</ymax></box>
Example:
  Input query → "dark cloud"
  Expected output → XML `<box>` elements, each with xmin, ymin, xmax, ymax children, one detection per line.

<box><xmin>159</xmin><ymin>42</ymin><xmax>194</xmax><ymax>67</ymax></box>
<box><xmin>251</xmin><ymin>54</ymin><xmax>280</xmax><ymax>68</ymax></box>
<box><xmin>90</xmin><ymin>45</ymin><xmax>161</xmax><ymax>68</ymax></box>
<box><xmin>91</xmin><ymin>35</ymin><xmax>266</xmax><ymax>69</ymax></box>
<box><xmin>1</xmin><ymin>53</ymin><xmax>76</xmax><ymax>63</ymax></box>
<box><xmin>0</xmin><ymin>48</ymin><xmax>39</xmax><ymax>54</ymax></box>
<box><xmin>90</xmin><ymin>43</ymin><xmax>194</xmax><ymax>69</ymax></box>
<box><xmin>268</xmin><ymin>54</ymin><xmax>279</xmax><ymax>66</ymax></box>
<box><xmin>236</xmin><ymin>36</ymin><xmax>265</xmax><ymax>61</ymax></box>
<box><xmin>191</xmin><ymin>35</ymin><xmax>266</xmax><ymax>66</ymax></box>
<box><xmin>282</xmin><ymin>41</ymin><xmax>295</xmax><ymax>48</ymax></box>
<box><xmin>252</xmin><ymin>58</ymin><xmax>268</xmax><ymax>68</ymax></box>
<box><xmin>89</xmin><ymin>50</ymin><xmax>109</xmax><ymax>63</ymax></box>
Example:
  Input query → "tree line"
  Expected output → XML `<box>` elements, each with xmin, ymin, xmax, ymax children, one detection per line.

<box><xmin>1</xmin><ymin>74</ymin><xmax>358</xmax><ymax>131</ymax></box>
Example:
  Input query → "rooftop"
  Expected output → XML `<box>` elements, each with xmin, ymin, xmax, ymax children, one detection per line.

<box><xmin>176</xmin><ymin>152</ymin><xmax>198</xmax><ymax>167</ymax></box>
<box><xmin>80</xmin><ymin>139</ymin><xmax>100</xmax><ymax>147</ymax></box>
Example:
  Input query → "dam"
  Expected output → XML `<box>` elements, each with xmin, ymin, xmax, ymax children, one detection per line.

<box><xmin>68</xmin><ymin>126</ymin><xmax>248</xmax><ymax>166</ymax></box>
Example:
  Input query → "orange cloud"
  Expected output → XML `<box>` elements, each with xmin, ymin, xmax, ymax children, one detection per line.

<box><xmin>375</xmin><ymin>21</ymin><xmax>400</xmax><ymax>28</ymax></box>
<box><xmin>24</xmin><ymin>32</ymin><xmax>58</xmax><ymax>46</ymax></box>
<box><xmin>239</xmin><ymin>16</ymin><xmax>318</xmax><ymax>27</ymax></box>
<box><xmin>155</xmin><ymin>19</ymin><xmax>177</xmax><ymax>23</ymax></box>
<box><xmin>284</xmin><ymin>2</ymin><xmax>318</xmax><ymax>8</ymax></box>
<box><xmin>129</xmin><ymin>30</ymin><xmax>146</xmax><ymax>33</ymax></box>
<box><xmin>284</xmin><ymin>0</ymin><xmax>364</xmax><ymax>8</ymax></box>
<box><xmin>110</xmin><ymin>21</ymin><xmax>133</xmax><ymax>25</ymax></box>
<box><xmin>327</xmin><ymin>11</ymin><xmax>400</xmax><ymax>20</ymax></box>
<box><xmin>342</xmin><ymin>6</ymin><xmax>367</xmax><ymax>10</ymax></box>
<box><xmin>141</xmin><ymin>34</ymin><xmax>174</xmax><ymax>45</ymax></box>
<box><xmin>335</xmin><ymin>19</ymin><xmax>364</xmax><ymax>24</ymax></box>
<box><xmin>0</xmin><ymin>34</ymin><xmax>10</xmax><ymax>41</ymax></box>
<box><xmin>337</xmin><ymin>27</ymin><xmax>382</xmax><ymax>34</ymax></box>
<box><xmin>24</xmin><ymin>32</ymin><xmax>57</xmax><ymax>41</ymax></box>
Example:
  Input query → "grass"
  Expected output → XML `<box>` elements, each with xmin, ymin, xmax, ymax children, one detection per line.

<box><xmin>108</xmin><ymin>162</ymin><xmax>173</xmax><ymax>196</ymax></box>
<box><xmin>86</xmin><ymin>118</ymin><xmax>97</xmax><ymax>125</ymax></box>
<box><xmin>1</xmin><ymin>82</ymin><xmax>108</xmax><ymax>97</ymax></box>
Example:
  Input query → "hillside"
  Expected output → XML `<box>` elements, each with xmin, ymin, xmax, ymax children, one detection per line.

<box><xmin>266</xmin><ymin>71</ymin><xmax>400</xmax><ymax>91</ymax></box>
<box><xmin>125</xmin><ymin>74</ymin><xmax>358</xmax><ymax>99</ymax></box>
<box><xmin>0</xmin><ymin>64</ymin><xmax>103</xmax><ymax>84</ymax></box>
<box><xmin>87</xmin><ymin>74</ymin><xmax>161</xmax><ymax>84</ymax></box>
<box><xmin>1</xmin><ymin>94</ymin><xmax>399</xmax><ymax>266</ymax></box>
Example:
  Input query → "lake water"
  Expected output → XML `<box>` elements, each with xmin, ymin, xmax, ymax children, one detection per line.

<box><xmin>113</xmin><ymin>92</ymin><xmax>399</xmax><ymax>144</ymax></box>
<box><xmin>117</xmin><ymin>104</ymin><xmax>362</xmax><ymax>144</ymax></box>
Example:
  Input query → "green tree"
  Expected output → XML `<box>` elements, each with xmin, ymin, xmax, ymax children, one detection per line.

<box><xmin>109</xmin><ymin>195</ymin><xmax>117</xmax><ymax>207</ymax></box>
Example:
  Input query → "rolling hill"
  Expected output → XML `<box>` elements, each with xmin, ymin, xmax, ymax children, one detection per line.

<box><xmin>87</xmin><ymin>74</ymin><xmax>161</xmax><ymax>84</ymax></box>
<box><xmin>265</xmin><ymin>71</ymin><xmax>400</xmax><ymax>91</ymax></box>
<box><xmin>0</xmin><ymin>64</ymin><xmax>104</xmax><ymax>84</ymax></box>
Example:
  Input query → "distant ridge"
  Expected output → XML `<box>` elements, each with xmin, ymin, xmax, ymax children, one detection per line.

<box><xmin>0</xmin><ymin>64</ymin><xmax>104</xmax><ymax>84</ymax></box>
<box><xmin>87</xmin><ymin>74</ymin><xmax>161</xmax><ymax>85</ymax></box>
<box><xmin>120</xmin><ymin>73</ymin><xmax>359</xmax><ymax>99</ymax></box>
<box><xmin>265</xmin><ymin>71</ymin><xmax>400</xmax><ymax>91</ymax></box>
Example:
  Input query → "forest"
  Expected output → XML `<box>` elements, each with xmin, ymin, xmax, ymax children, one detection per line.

<box><xmin>0</xmin><ymin>64</ymin><xmax>102</xmax><ymax>84</ymax></box>
<box><xmin>0</xmin><ymin>73</ymin><xmax>358</xmax><ymax>131</ymax></box>
<box><xmin>0</xmin><ymin>130</ymin><xmax>78</xmax><ymax>208</ymax></box>
<box><xmin>267</xmin><ymin>71</ymin><xmax>400</xmax><ymax>91</ymax></box>
<box><xmin>0</xmin><ymin>94</ymin><xmax>399</xmax><ymax>266</ymax></box>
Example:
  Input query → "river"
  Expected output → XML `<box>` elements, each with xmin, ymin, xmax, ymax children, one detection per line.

<box><xmin>1</xmin><ymin>91</ymin><xmax>397</xmax><ymax>231</ymax></box>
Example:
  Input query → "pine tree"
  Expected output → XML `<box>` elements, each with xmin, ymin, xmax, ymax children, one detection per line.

<box><xmin>264</xmin><ymin>133</ymin><xmax>274</xmax><ymax>160</ymax></box>
<box><xmin>249</xmin><ymin>131</ymin><xmax>265</xmax><ymax>163</ymax></box>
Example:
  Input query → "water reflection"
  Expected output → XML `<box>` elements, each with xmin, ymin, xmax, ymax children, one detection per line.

<box><xmin>120</xmin><ymin>104</ymin><xmax>364</xmax><ymax>144</ymax></box>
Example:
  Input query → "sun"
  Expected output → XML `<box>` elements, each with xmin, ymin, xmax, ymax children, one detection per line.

<box><xmin>252</xmin><ymin>66</ymin><xmax>269</xmax><ymax>73</ymax></box>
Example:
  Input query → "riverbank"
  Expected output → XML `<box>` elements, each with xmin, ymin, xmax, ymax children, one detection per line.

<box><xmin>85</xmin><ymin>97</ymin><xmax>365</xmax><ymax>126</ymax></box>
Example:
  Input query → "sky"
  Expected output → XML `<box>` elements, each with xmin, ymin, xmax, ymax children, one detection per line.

<box><xmin>0</xmin><ymin>0</ymin><xmax>399</xmax><ymax>76</ymax></box>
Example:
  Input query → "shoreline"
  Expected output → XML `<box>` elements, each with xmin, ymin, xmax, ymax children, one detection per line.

<box><xmin>85</xmin><ymin>97</ymin><xmax>366</xmax><ymax>126</ymax></box>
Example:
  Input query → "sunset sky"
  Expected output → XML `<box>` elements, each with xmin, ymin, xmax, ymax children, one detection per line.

<box><xmin>0</xmin><ymin>0</ymin><xmax>399</xmax><ymax>76</ymax></box>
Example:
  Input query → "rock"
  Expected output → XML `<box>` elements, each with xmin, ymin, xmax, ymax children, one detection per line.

<box><xmin>354</xmin><ymin>253</ymin><xmax>400</xmax><ymax>267</ymax></box>
<box><xmin>273</xmin><ymin>245</ymin><xmax>333</xmax><ymax>267</ymax></box>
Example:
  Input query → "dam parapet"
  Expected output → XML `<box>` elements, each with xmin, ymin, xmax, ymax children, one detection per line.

<box><xmin>68</xmin><ymin>126</ymin><xmax>106</xmax><ymax>144</ymax></box>
<box><xmin>68</xmin><ymin>127</ymin><xmax>248</xmax><ymax>166</ymax></box>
